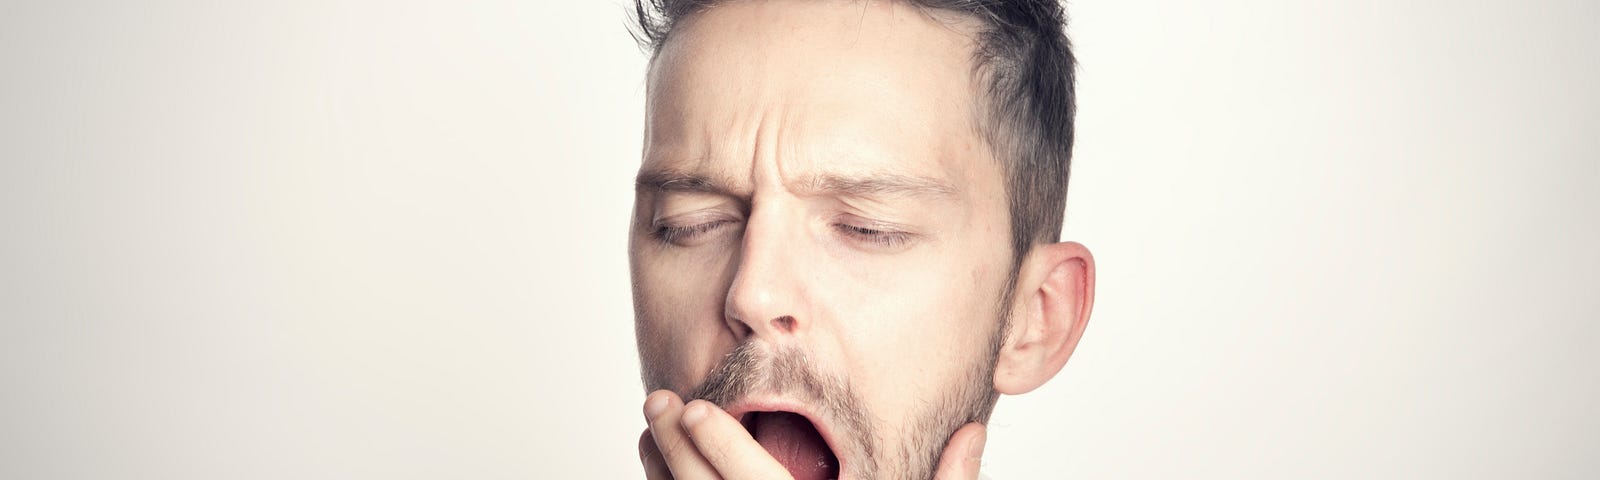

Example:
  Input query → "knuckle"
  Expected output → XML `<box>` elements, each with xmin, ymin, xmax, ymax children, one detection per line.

<box><xmin>660</xmin><ymin>429</ymin><xmax>695</xmax><ymax>456</ymax></box>
<box><xmin>649</xmin><ymin>414</ymin><xmax>677</xmax><ymax>437</ymax></box>
<box><xmin>696</xmin><ymin>439</ymin><xmax>727</xmax><ymax>465</ymax></box>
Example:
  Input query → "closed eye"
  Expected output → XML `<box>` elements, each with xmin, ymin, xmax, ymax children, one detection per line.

<box><xmin>833</xmin><ymin>222</ymin><xmax>913</xmax><ymax>249</ymax></box>
<box><xmin>652</xmin><ymin>219</ymin><xmax>735</xmax><ymax>246</ymax></box>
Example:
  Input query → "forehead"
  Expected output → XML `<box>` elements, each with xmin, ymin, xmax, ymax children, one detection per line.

<box><xmin>644</xmin><ymin>0</ymin><xmax>992</xmax><ymax>189</ymax></box>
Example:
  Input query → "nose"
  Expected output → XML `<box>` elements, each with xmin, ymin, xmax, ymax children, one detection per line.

<box><xmin>723</xmin><ymin>209</ymin><xmax>810</xmax><ymax>342</ymax></box>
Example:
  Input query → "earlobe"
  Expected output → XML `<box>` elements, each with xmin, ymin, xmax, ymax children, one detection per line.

<box><xmin>993</xmin><ymin>241</ymin><xmax>1095</xmax><ymax>395</ymax></box>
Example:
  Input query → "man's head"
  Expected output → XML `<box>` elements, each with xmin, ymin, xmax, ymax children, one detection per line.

<box><xmin>628</xmin><ymin>0</ymin><xmax>1094</xmax><ymax>477</ymax></box>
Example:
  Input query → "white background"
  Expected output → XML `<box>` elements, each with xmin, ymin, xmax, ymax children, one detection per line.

<box><xmin>2</xmin><ymin>1</ymin><xmax>1595</xmax><ymax>478</ymax></box>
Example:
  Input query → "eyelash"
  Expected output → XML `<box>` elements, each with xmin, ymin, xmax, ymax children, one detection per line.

<box><xmin>833</xmin><ymin>223</ymin><xmax>912</xmax><ymax>248</ymax></box>
<box><xmin>651</xmin><ymin>219</ymin><xmax>733</xmax><ymax>245</ymax></box>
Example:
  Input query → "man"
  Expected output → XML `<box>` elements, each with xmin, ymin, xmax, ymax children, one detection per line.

<box><xmin>627</xmin><ymin>0</ymin><xmax>1095</xmax><ymax>478</ymax></box>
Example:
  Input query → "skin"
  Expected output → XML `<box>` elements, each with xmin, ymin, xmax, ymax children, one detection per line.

<box><xmin>628</xmin><ymin>1</ymin><xmax>1096</xmax><ymax>478</ymax></box>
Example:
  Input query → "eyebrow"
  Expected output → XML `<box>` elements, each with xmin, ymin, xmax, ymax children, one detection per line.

<box><xmin>635</xmin><ymin>168</ymin><xmax>958</xmax><ymax>200</ymax></box>
<box><xmin>635</xmin><ymin>168</ymin><xmax>738</xmax><ymax>196</ymax></box>
<box><xmin>798</xmin><ymin>172</ymin><xmax>958</xmax><ymax>199</ymax></box>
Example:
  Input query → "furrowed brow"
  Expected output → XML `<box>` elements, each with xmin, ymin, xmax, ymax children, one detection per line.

<box><xmin>801</xmin><ymin>173</ymin><xmax>959</xmax><ymax>199</ymax></box>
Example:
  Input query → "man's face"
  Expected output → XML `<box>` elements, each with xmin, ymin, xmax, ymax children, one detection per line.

<box><xmin>629</xmin><ymin>1</ymin><xmax>1013</xmax><ymax>477</ymax></box>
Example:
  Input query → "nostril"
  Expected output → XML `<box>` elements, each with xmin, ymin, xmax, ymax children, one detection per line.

<box><xmin>729</xmin><ymin>319</ymin><xmax>753</xmax><ymax>338</ymax></box>
<box><xmin>771</xmin><ymin>315</ymin><xmax>796</xmax><ymax>333</ymax></box>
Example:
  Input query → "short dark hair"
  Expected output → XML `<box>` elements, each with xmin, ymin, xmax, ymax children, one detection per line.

<box><xmin>632</xmin><ymin>0</ymin><xmax>1077</xmax><ymax>266</ymax></box>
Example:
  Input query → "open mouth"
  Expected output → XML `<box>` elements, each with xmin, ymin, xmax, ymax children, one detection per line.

<box><xmin>739</xmin><ymin>411</ymin><xmax>840</xmax><ymax>480</ymax></box>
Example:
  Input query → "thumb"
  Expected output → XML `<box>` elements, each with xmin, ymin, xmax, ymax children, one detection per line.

<box><xmin>932</xmin><ymin>422</ymin><xmax>987</xmax><ymax>480</ymax></box>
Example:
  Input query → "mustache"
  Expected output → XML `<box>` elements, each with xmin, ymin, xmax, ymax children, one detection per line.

<box><xmin>684</xmin><ymin>341</ymin><xmax>876</xmax><ymax>462</ymax></box>
<box><xmin>687</xmin><ymin>342</ymin><xmax>829</xmax><ymax>406</ymax></box>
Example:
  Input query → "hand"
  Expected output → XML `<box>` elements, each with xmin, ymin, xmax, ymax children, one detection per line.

<box><xmin>638</xmin><ymin>390</ymin><xmax>988</xmax><ymax>479</ymax></box>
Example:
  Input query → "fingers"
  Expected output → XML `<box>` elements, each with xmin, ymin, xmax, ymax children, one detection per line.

<box><xmin>644</xmin><ymin>390</ymin><xmax>720</xmax><ymax>480</ymax></box>
<box><xmin>679</xmin><ymin>399</ymin><xmax>791</xmax><ymax>478</ymax></box>
<box><xmin>932</xmin><ymin>422</ymin><xmax>988</xmax><ymax>480</ymax></box>
<box><xmin>641</xmin><ymin>390</ymin><xmax>795</xmax><ymax>479</ymax></box>
<box><xmin>640</xmin><ymin>430</ymin><xmax>673</xmax><ymax>479</ymax></box>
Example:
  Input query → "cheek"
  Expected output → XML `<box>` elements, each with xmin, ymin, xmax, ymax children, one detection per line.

<box><xmin>828</xmin><ymin>250</ymin><xmax>1009</xmax><ymax>425</ymax></box>
<box><xmin>632</xmin><ymin>247</ymin><xmax>737</xmax><ymax>392</ymax></box>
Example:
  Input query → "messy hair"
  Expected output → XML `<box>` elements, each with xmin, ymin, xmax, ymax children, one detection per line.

<box><xmin>631</xmin><ymin>0</ymin><xmax>1078</xmax><ymax>266</ymax></box>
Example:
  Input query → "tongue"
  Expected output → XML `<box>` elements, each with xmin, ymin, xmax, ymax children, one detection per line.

<box><xmin>749</xmin><ymin>412</ymin><xmax>838</xmax><ymax>480</ymax></box>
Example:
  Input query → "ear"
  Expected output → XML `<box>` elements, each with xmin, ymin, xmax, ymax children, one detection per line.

<box><xmin>994</xmin><ymin>241</ymin><xmax>1096</xmax><ymax>395</ymax></box>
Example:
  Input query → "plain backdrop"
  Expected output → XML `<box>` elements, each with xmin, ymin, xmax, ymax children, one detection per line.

<box><xmin>2</xmin><ymin>0</ymin><xmax>1596</xmax><ymax>478</ymax></box>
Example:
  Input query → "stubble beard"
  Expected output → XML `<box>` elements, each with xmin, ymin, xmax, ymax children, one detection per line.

<box><xmin>639</xmin><ymin>307</ymin><xmax>1009</xmax><ymax>479</ymax></box>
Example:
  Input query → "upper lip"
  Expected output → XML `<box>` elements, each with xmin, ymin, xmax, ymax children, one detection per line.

<box><xmin>721</xmin><ymin>396</ymin><xmax>848</xmax><ymax>479</ymax></box>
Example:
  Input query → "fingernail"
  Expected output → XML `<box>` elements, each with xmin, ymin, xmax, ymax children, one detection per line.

<box><xmin>680</xmin><ymin>401</ymin><xmax>708</xmax><ymax>428</ymax></box>
<box><xmin>644</xmin><ymin>392</ymin><xmax>668</xmax><ymax>422</ymax></box>
<box><xmin>969</xmin><ymin>428</ymin><xmax>987</xmax><ymax>460</ymax></box>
